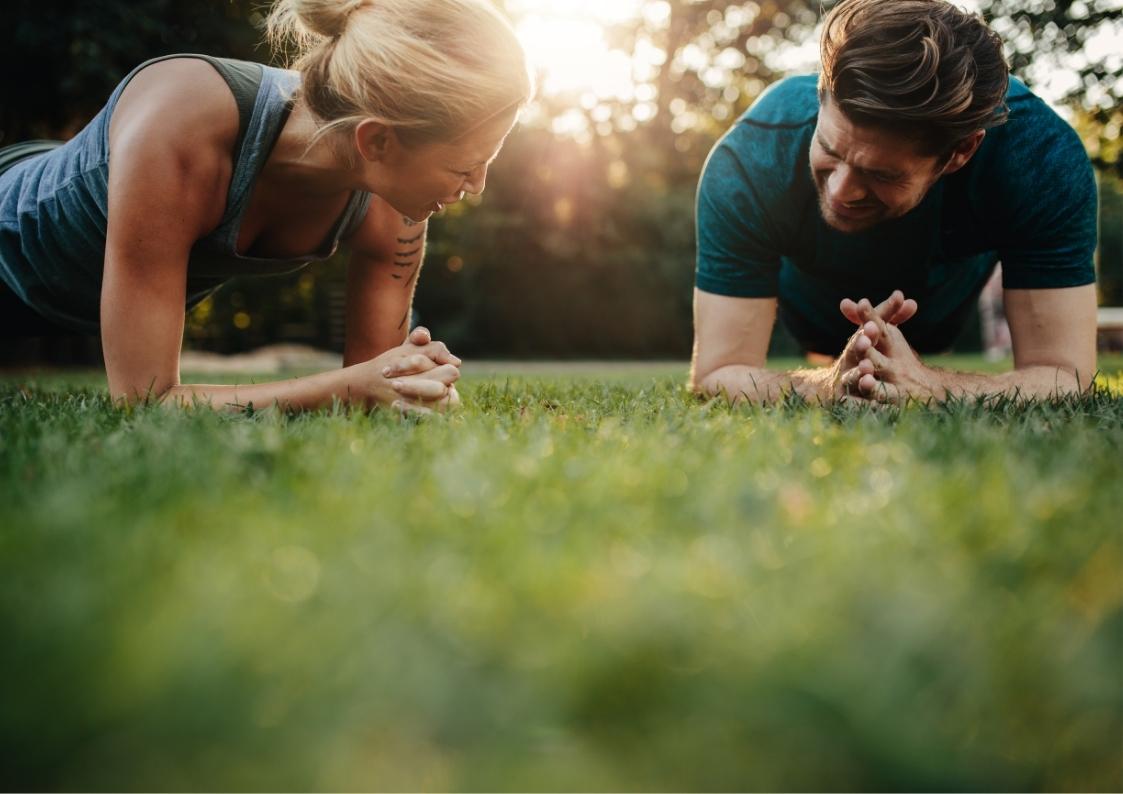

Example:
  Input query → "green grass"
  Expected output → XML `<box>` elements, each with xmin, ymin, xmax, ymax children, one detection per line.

<box><xmin>1</xmin><ymin>365</ymin><xmax>1122</xmax><ymax>791</ymax></box>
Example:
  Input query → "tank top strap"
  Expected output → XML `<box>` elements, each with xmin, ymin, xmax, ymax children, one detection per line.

<box><xmin>100</xmin><ymin>54</ymin><xmax>292</xmax><ymax>235</ymax></box>
<box><xmin>186</xmin><ymin>55</ymin><xmax>264</xmax><ymax>166</ymax></box>
<box><xmin>216</xmin><ymin>64</ymin><xmax>299</xmax><ymax>242</ymax></box>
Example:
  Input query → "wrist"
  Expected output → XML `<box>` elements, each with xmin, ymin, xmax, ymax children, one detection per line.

<box><xmin>790</xmin><ymin>366</ymin><xmax>833</xmax><ymax>403</ymax></box>
<box><xmin>918</xmin><ymin>364</ymin><xmax>947</xmax><ymax>400</ymax></box>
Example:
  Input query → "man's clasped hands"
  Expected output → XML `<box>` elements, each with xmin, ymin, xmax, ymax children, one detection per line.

<box><xmin>377</xmin><ymin>289</ymin><xmax>939</xmax><ymax>413</ymax></box>
<box><xmin>830</xmin><ymin>289</ymin><xmax>943</xmax><ymax>404</ymax></box>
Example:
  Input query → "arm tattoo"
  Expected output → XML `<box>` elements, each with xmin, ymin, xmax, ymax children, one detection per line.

<box><xmin>393</xmin><ymin>217</ymin><xmax>424</xmax><ymax>329</ymax></box>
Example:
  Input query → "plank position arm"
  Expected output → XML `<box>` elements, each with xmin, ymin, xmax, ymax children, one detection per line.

<box><xmin>101</xmin><ymin>59</ymin><xmax>456</xmax><ymax>412</ymax></box>
<box><xmin>844</xmin><ymin>284</ymin><xmax>1097</xmax><ymax>402</ymax></box>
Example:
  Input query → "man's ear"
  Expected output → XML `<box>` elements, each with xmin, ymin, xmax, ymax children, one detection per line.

<box><xmin>940</xmin><ymin>130</ymin><xmax>985</xmax><ymax>176</ymax></box>
<box><xmin>355</xmin><ymin>120</ymin><xmax>395</xmax><ymax>163</ymax></box>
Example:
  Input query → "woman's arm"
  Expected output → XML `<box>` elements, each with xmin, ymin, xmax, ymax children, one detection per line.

<box><xmin>102</xmin><ymin>59</ymin><xmax>456</xmax><ymax>412</ymax></box>
<box><xmin>342</xmin><ymin>196</ymin><xmax>429</xmax><ymax>367</ymax></box>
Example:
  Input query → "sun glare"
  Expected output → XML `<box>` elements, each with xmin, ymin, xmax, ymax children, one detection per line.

<box><xmin>509</xmin><ymin>0</ymin><xmax>662</xmax><ymax>100</ymax></box>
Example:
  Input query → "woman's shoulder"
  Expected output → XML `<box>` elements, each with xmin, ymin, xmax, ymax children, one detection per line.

<box><xmin>109</xmin><ymin>57</ymin><xmax>242</xmax><ymax>160</ymax></box>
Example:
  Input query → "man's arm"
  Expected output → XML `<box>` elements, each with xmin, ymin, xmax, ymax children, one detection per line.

<box><xmin>691</xmin><ymin>290</ymin><xmax>830</xmax><ymax>403</ymax></box>
<box><xmin>850</xmin><ymin>285</ymin><xmax>1097</xmax><ymax>401</ymax></box>
<box><xmin>690</xmin><ymin>289</ymin><xmax>916</xmax><ymax>404</ymax></box>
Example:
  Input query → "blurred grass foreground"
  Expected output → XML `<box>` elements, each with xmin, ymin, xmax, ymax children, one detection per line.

<box><xmin>1</xmin><ymin>368</ymin><xmax>1122</xmax><ymax>791</ymax></box>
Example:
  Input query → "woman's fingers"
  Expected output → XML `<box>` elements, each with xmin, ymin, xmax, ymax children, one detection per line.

<box><xmin>423</xmin><ymin>363</ymin><xmax>460</xmax><ymax>385</ymax></box>
<box><xmin>412</xmin><ymin>340</ymin><xmax>462</xmax><ymax>368</ymax></box>
<box><xmin>408</xmin><ymin>326</ymin><xmax>432</xmax><ymax>346</ymax></box>
<box><xmin>391</xmin><ymin>399</ymin><xmax>433</xmax><ymax>416</ymax></box>
<box><xmin>391</xmin><ymin>365</ymin><xmax>460</xmax><ymax>400</ymax></box>
<box><xmin>392</xmin><ymin>379</ymin><xmax>448</xmax><ymax>400</ymax></box>
<box><xmin>382</xmin><ymin>353</ymin><xmax>438</xmax><ymax>378</ymax></box>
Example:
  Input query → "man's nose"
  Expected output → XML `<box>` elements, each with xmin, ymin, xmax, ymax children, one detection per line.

<box><xmin>827</xmin><ymin>164</ymin><xmax>866</xmax><ymax>204</ymax></box>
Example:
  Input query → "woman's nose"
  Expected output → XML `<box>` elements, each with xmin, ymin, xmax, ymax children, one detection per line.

<box><xmin>464</xmin><ymin>166</ymin><xmax>488</xmax><ymax>196</ymax></box>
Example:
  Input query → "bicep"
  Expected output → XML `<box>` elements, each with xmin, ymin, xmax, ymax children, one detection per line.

<box><xmin>1004</xmin><ymin>285</ymin><xmax>1097</xmax><ymax>385</ymax></box>
<box><xmin>695</xmin><ymin>140</ymin><xmax>783</xmax><ymax>298</ymax></box>
<box><xmin>692</xmin><ymin>288</ymin><xmax>777</xmax><ymax>377</ymax></box>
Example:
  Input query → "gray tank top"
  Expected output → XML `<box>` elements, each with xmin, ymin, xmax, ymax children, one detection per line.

<box><xmin>0</xmin><ymin>54</ymin><xmax>372</xmax><ymax>331</ymax></box>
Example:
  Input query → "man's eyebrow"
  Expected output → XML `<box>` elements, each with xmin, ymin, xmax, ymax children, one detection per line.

<box><xmin>816</xmin><ymin>132</ymin><xmax>839</xmax><ymax>155</ymax></box>
<box><xmin>817</xmin><ymin>133</ymin><xmax>902</xmax><ymax>179</ymax></box>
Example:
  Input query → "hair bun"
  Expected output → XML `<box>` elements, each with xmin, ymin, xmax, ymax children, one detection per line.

<box><xmin>273</xmin><ymin>0</ymin><xmax>367</xmax><ymax>42</ymax></box>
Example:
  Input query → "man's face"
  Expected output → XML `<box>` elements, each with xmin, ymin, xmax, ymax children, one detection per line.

<box><xmin>810</xmin><ymin>95</ymin><xmax>948</xmax><ymax>234</ymax></box>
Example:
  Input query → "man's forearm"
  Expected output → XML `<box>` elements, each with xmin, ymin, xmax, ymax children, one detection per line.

<box><xmin>925</xmin><ymin>364</ymin><xmax>1087</xmax><ymax>400</ymax></box>
<box><xmin>695</xmin><ymin>364</ymin><xmax>832</xmax><ymax>404</ymax></box>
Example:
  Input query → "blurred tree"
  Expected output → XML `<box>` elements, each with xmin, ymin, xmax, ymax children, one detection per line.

<box><xmin>1</xmin><ymin>0</ymin><xmax>267</xmax><ymax>143</ymax></box>
<box><xmin>977</xmin><ymin>0</ymin><xmax>1123</xmax><ymax>178</ymax></box>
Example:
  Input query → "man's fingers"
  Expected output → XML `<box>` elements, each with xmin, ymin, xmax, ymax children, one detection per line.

<box><xmin>843</xmin><ymin>292</ymin><xmax>917</xmax><ymax>330</ymax></box>
<box><xmin>839</xmin><ymin>328</ymin><xmax>867</xmax><ymax>369</ymax></box>
<box><xmin>865</xmin><ymin>345</ymin><xmax>891</xmax><ymax>374</ymax></box>
<box><xmin>839</xmin><ymin>364</ymin><xmax>869</xmax><ymax>395</ymax></box>
<box><xmin>871</xmin><ymin>290</ymin><xmax>903</xmax><ymax>320</ymax></box>
<box><xmin>862</xmin><ymin>320</ymin><xmax>882</xmax><ymax>349</ymax></box>
<box><xmin>840</xmin><ymin>298</ymin><xmax>864</xmax><ymax>325</ymax></box>
<box><xmin>859</xmin><ymin>375</ymin><xmax>902</xmax><ymax>404</ymax></box>
<box><xmin>888</xmin><ymin>299</ymin><xmax>918</xmax><ymax>326</ymax></box>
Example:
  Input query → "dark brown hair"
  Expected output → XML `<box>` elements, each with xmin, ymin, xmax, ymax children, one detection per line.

<box><xmin>819</xmin><ymin>0</ymin><xmax>1010</xmax><ymax>155</ymax></box>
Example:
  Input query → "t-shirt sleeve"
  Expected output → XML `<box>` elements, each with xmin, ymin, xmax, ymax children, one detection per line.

<box><xmin>694</xmin><ymin>131</ymin><xmax>784</xmax><ymax>298</ymax></box>
<box><xmin>992</xmin><ymin>101</ymin><xmax>1098</xmax><ymax>290</ymax></box>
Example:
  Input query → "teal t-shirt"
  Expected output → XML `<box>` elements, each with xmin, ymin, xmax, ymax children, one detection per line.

<box><xmin>695</xmin><ymin>75</ymin><xmax>1098</xmax><ymax>353</ymax></box>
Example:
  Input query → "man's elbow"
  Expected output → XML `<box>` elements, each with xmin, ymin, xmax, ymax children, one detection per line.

<box><xmin>689</xmin><ymin>362</ymin><xmax>719</xmax><ymax>396</ymax></box>
<box><xmin>1015</xmin><ymin>360</ymin><xmax>1092</xmax><ymax>395</ymax></box>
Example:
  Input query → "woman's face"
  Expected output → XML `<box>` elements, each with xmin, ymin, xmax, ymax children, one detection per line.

<box><xmin>362</xmin><ymin>109</ymin><xmax>519</xmax><ymax>223</ymax></box>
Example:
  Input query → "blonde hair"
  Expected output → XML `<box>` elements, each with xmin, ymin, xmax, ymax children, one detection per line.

<box><xmin>267</xmin><ymin>0</ymin><xmax>535</xmax><ymax>146</ymax></box>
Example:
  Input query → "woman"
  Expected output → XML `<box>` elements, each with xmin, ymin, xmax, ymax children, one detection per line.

<box><xmin>0</xmin><ymin>0</ymin><xmax>533</xmax><ymax>412</ymax></box>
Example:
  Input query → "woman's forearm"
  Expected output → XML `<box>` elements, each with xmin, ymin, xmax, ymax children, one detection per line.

<box><xmin>160</xmin><ymin>367</ymin><xmax>358</xmax><ymax>412</ymax></box>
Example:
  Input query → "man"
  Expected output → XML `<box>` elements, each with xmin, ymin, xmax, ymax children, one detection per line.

<box><xmin>691</xmin><ymin>0</ymin><xmax>1098</xmax><ymax>403</ymax></box>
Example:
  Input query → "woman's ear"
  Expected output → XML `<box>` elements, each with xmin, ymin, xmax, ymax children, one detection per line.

<box><xmin>354</xmin><ymin>120</ymin><xmax>395</xmax><ymax>163</ymax></box>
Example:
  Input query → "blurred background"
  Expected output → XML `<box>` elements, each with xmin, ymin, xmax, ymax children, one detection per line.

<box><xmin>2</xmin><ymin>0</ymin><xmax>1121</xmax><ymax>361</ymax></box>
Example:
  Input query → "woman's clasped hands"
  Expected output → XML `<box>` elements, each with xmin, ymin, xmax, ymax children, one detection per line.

<box><xmin>363</xmin><ymin>326</ymin><xmax>462</xmax><ymax>414</ymax></box>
